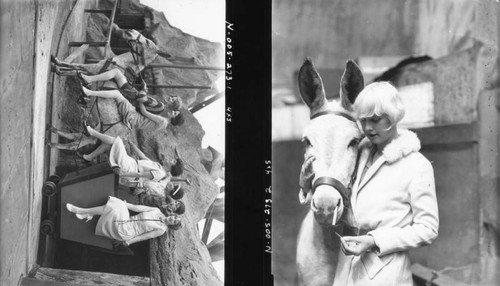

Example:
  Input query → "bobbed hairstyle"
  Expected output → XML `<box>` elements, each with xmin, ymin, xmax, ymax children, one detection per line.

<box><xmin>353</xmin><ymin>81</ymin><xmax>405</xmax><ymax>125</ymax></box>
<box><xmin>174</xmin><ymin>200</ymin><xmax>186</xmax><ymax>215</ymax></box>
<box><xmin>169</xmin><ymin>184</ymin><xmax>184</xmax><ymax>200</ymax></box>
<box><xmin>170</xmin><ymin>113</ymin><xmax>185</xmax><ymax>126</ymax></box>
<box><xmin>171</xmin><ymin>97</ymin><xmax>182</xmax><ymax>111</ymax></box>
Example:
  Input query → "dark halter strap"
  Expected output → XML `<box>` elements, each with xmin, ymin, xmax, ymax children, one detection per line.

<box><xmin>310</xmin><ymin>110</ymin><xmax>356</xmax><ymax>122</ymax></box>
<box><xmin>312</xmin><ymin>176</ymin><xmax>351</xmax><ymax>206</ymax></box>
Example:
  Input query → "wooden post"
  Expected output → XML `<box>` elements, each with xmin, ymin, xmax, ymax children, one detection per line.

<box><xmin>104</xmin><ymin>0</ymin><xmax>119</xmax><ymax>58</ymax></box>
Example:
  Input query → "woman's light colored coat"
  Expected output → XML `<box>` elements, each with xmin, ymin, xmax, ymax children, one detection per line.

<box><xmin>333</xmin><ymin>129</ymin><xmax>439</xmax><ymax>286</ymax></box>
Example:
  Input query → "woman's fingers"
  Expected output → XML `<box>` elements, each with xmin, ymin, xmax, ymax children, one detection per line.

<box><xmin>341</xmin><ymin>236</ymin><xmax>364</xmax><ymax>256</ymax></box>
<box><xmin>340</xmin><ymin>237</ymin><xmax>354</xmax><ymax>255</ymax></box>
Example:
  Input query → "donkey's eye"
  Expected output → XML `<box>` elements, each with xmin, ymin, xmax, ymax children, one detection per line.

<box><xmin>348</xmin><ymin>138</ymin><xmax>360</xmax><ymax>148</ymax></box>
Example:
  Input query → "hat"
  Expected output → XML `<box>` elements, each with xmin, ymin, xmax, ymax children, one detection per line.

<box><xmin>144</xmin><ymin>96</ymin><xmax>165</xmax><ymax>114</ymax></box>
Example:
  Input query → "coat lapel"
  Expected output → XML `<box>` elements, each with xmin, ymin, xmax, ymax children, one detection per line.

<box><xmin>356</xmin><ymin>156</ymin><xmax>386</xmax><ymax>192</ymax></box>
<box><xmin>351</xmin><ymin>129</ymin><xmax>422</xmax><ymax>211</ymax></box>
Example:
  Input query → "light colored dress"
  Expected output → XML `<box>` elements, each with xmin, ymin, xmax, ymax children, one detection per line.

<box><xmin>115</xmin><ymin>95</ymin><xmax>168</xmax><ymax>130</ymax></box>
<box><xmin>95</xmin><ymin>196</ymin><xmax>167</xmax><ymax>241</ymax></box>
<box><xmin>108</xmin><ymin>136</ymin><xmax>167</xmax><ymax>186</ymax></box>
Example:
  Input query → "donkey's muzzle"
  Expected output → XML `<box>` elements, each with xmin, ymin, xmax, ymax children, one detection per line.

<box><xmin>312</xmin><ymin>176</ymin><xmax>350</xmax><ymax>206</ymax></box>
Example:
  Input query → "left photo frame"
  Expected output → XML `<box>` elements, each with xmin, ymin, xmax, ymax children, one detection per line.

<box><xmin>0</xmin><ymin>0</ymin><xmax>225</xmax><ymax>285</ymax></box>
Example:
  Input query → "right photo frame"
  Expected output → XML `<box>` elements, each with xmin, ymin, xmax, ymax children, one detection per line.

<box><xmin>272</xmin><ymin>1</ymin><xmax>500</xmax><ymax>286</ymax></box>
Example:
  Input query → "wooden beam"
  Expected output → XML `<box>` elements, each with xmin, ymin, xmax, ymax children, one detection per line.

<box><xmin>29</xmin><ymin>267</ymin><xmax>150</xmax><ymax>286</ymax></box>
<box><xmin>412</xmin><ymin>123</ymin><xmax>477</xmax><ymax>147</ymax></box>
<box><xmin>207</xmin><ymin>231</ymin><xmax>224</xmax><ymax>249</ymax></box>
<box><xmin>63</xmin><ymin>44</ymin><xmax>89</xmax><ymax>63</ymax></box>
<box><xmin>21</xmin><ymin>277</ymin><xmax>80</xmax><ymax>286</ymax></box>
<box><xmin>69</xmin><ymin>42</ymin><xmax>107</xmax><ymax>47</ymax></box>
<box><xmin>84</xmin><ymin>9</ymin><xmax>112</xmax><ymax>14</ymax></box>
<box><xmin>208</xmin><ymin>242</ymin><xmax>224</xmax><ymax>262</ymax></box>
<box><xmin>104</xmin><ymin>0</ymin><xmax>119</xmax><ymax>57</ymax></box>
<box><xmin>411</xmin><ymin>263</ymin><xmax>469</xmax><ymax>286</ymax></box>
<box><xmin>201</xmin><ymin>219</ymin><xmax>213</xmax><ymax>244</ymax></box>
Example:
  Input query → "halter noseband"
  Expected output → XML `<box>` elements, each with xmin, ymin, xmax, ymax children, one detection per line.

<box><xmin>309</xmin><ymin>110</ymin><xmax>358</xmax><ymax>206</ymax></box>
<box><xmin>127</xmin><ymin>33</ymin><xmax>145</xmax><ymax>65</ymax></box>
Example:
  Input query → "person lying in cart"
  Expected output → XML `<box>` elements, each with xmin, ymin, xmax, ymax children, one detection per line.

<box><xmin>137</xmin><ymin>191</ymin><xmax>186</xmax><ymax>216</ymax></box>
<box><xmin>130</xmin><ymin>163</ymin><xmax>185</xmax><ymax>197</ymax></box>
<box><xmin>79</xmin><ymin>126</ymin><xmax>181</xmax><ymax>187</ymax></box>
<box><xmin>66</xmin><ymin>196</ymin><xmax>181</xmax><ymax>247</ymax></box>
<box><xmin>76</xmin><ymin>70</ymin><xmax>184</xmax><ymax>131</ymax></box>
<box><xmin>117</xmin><ymin>182</ymin><xmax>186</xmax><ymax>215</ymax></box>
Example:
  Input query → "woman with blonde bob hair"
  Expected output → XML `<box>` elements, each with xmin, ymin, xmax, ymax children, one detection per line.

<box><xmin>333</xmin><ymin>81</ymin><xmax>439</xmax><ymax>286</ymax></box>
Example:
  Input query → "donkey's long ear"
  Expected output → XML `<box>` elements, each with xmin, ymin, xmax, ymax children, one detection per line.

<box><xmin>340</xmin><ymin>59</ymin><xmax>364</xmax><ymax>111</ymax></box>
<box><xmin>298</xmin><ymin>58</ymin><xmax>327</xmax><ymax>117</ymax></box>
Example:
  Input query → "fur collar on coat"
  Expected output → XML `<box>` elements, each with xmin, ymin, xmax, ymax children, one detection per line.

<box><xmin>359</xmin><ymin>129</ymin><xmax>421</xmax><ymax>164</ymax></box>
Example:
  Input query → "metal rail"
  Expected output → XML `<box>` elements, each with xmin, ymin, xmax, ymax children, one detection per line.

<box><xmin>189</xmin><ymin>92</ymin><xmax>225</xmax><ymax>113</ymax></box>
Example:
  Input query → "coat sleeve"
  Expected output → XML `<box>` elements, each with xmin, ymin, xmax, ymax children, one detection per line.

<box><xmin>368</xmin><ymin>157</ymin><xmax>439</xmax><ymax>256</ymax></box>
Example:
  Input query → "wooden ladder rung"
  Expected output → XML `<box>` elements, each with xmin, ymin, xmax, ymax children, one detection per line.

<box><xmin>84</xmin><ymin>9</ymin><xmax>112</xmax><ymax>14</ymax></box>
<box><xmin>69</xmin><ymin>42</ymin><xmax>107</xmax><ymax>47</ymax></box>
<box><xmin>85</xmin><ymin>58</ymin><xmax>101</xmax><ymax>64</ymax></box>
<box><xmin>111</xmin><ymin>47</ymin><xmax>129</xmax><ymax>54</ymax></box>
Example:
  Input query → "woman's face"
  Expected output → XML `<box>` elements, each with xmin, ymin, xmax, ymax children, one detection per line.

<box><xmin>164</xmin><ymin>215</ymin><xmax>181</xmax><ymax>225</ymax></box>
<box><xmin>166</xmin><ymin>201</ymin><xmax>180</xmax><ymax>212</ymax></box>
<box><xmin>359</xmin><ymin>114</ymin><xmax>397</xmax><ymax>147</ymax></box>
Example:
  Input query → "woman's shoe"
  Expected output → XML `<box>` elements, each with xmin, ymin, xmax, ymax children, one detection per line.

<box><xmin>75</xmin><ymin>213</ymin><xmax>94</xmax><ymax>222</ymax></box>
<box><xmin>76</xmin><ymin>81</ymin><xmax>90</xmax><ymax>106</ymax></box>
<box><xmin>75</xmin><ymin>151</ymin><xmax>91</xmax><ymax>163</ymax></box>
<box><xmin>81</xmin><ymin>120</ymin><xmax>91</xmax><ymax>137</ymax></box>
<box><xmin>76</xmin><ymin>70</ymin><xmax>91</xmax><ymax>88</ymax></box>
<box><xmin>66</xmin><ymin>203</ymin><xmax>93</xmax><ymax>222</ymax></box>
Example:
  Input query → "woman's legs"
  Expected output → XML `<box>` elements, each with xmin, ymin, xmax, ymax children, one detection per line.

<box><xmin>66</xmin><ymin>203</ymin><xmax>105</xmax><ymax>216</ymax></box>
<box><xmin>81</xmin><ymin>68</ymin><xmax>128</xmax><ymax>87</ymax></box>
<box><xmin>82</xmin><ymin>86</ymin><xmax>122</xmax><ymax>99</ymax></box>
<box><xmin>86</xmin><ymin>126</ymin><xmax>116</xmax><ymax>146</ymax></box>
<box><xmin>82</xmin><ymin>143</ymin><xmax>111</xmax><ymax>161</ymax></box>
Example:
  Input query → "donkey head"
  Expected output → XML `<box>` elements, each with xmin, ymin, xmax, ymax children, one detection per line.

<box><xmin>119</xmin><ymin>29</ymin><xmax>160</xmax><ymax>64</ymax></box>
<box><xmin>298</xmin><ymin>58</ymin><xmax>364</xmax><ymax>225</ymax></box>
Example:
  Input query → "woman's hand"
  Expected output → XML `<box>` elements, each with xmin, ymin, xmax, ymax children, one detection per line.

<box><xmin>340</xmin><ymin>235</ymin><xmax>376</xmax><ymax>256</ymax></box>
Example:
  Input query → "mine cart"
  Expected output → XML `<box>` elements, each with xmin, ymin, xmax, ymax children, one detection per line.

<box><xmin>41</xmin><ymin>163</ymin><xmax>132</xmax><ymax>255</ymax></box>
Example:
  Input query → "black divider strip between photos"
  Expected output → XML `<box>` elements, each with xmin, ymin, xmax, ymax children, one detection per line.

<box><xmin>225</xmin><ymin>0</ymin><xmax>273</xmax><ymax>285</ymax></box>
